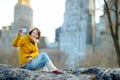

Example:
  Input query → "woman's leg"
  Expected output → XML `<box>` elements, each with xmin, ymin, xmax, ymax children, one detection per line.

<box><xmin>25</xmin><ymin>52</ymin><xmax>49</xmax><ymax>70</ymax></box>
<box><xmin>45</xmin><ymin>60</ymin><xmax>57</xmax><ymax>71</ymax></box>
<box><xmin>25</xmin><ymin>52</ymin><xmax>63</xmax><ymax>74</ymax></box>
<box><xmin>42</xmin><ymin>65</ymin><xmax>49</xmax><ymax>71</ymax></box>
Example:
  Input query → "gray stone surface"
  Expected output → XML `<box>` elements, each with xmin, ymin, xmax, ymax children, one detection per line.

<box><xmin>0</xmin><ymin>64</ymin><xmax>94</xmax><ymax>80</ymax></box>
<box><xmin>1</xmin><ymin>64</ymin><xmax>120</xmax><ymax>80</ymax></box>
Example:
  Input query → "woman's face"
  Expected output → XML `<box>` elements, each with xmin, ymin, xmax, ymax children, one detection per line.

<box><xmin>31</xmin><ymin>29</ymin><xmax>39</xmax><ymax>40</ymax></box>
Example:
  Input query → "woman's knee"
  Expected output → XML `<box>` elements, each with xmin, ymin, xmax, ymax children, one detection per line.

<box><xmin>40</xmin><ymin>52</ymin><xmax>48</xmax><ymax>56</ymax></box>
<box><xmin>41</xmin><ymin>52</ymin><xmax>50</xmax><ymax>62</ymax></box>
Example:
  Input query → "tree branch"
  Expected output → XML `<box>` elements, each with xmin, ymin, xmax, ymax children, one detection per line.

<box><xmin>104</xmin><ymin>0</ymin><xmax>114</xmax><ymax>37</ymax></box>
<box><xmin>110</xmin><ymin>9</ymin><xmax>116</xmax><ymax>12</ymax></box>
<box><xmin>108</xmin><ymin>0</ymin><xmax>116</xmax><ymax>9</ymax></box>
<box><xmin>115</xmin><ymin>0</ymin><xmax>119</xmax><ymax>36</ymax></box>
<box><xmin>118</xmin><ymin>22</ymin><xmax>120</xmax><ymax>27</ymax></box>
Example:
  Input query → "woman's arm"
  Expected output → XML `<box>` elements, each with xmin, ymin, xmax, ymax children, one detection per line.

<box><xmin>12</xmin><ymin>28</ymin><xmax>23</xmax><ymax>47</ymax></box>
<box><xmin>12</xmin><ymin>35</ymin><xmax>22</xmax><ymax>47</ymax></box>
<box><xmin>17</xmin><ymin>36</ymin><xmax>39</xmax><ymax>60</ymax></box>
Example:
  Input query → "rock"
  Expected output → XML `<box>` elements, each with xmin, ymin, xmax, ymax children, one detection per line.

<box><xmin>73</xmin><ymin>67</ymin><xmax>120</xmax><ymax>80</ymax></box>
<box><xmin>1</xmin><ymin>64</ymin><xmax>120</xmax><ymax>80</ymax></box>
<box><xmin>0</xmin><ymin>64</ymin><xmax>93</xmax><ymax>80</ymax></box>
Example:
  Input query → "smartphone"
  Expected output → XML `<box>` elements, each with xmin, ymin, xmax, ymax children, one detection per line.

<box><xmin>22</xmin><ymin>28</ymin><xmax>27</xmax><ymax>34</ymax></box>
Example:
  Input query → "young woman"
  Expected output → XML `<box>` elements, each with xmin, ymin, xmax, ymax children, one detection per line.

<box><xmin>12</xmin><ymin>28</ymin><xmax>63</xmax><ymax>74</ymax></box>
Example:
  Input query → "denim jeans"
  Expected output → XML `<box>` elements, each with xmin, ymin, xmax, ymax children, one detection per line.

<box><xmin>25</xmin><ymin>52</ymin><xmax>50</xmax><ymax>70</ymax></box>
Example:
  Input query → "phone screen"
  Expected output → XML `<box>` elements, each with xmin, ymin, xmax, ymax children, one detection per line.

<box><xmin>22</xmin><ymin>28</ymin><xmax>27</xmax><ymax>32</ymax></box>
<box><xmin>22</xmin><ymin>28</ymin><xmax>27</xmax><ymax>34</ymax></box>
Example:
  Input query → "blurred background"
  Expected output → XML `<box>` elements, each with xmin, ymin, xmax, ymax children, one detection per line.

<box><xmin>0</xmin><ymin>0</ymin><xmax>120</xmax><ymax>70</ymax></box>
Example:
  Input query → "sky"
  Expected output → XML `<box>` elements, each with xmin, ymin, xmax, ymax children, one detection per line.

<box><xmin>0</xmin><ymin>0</ymin><xmax>104</xmax><ymax>43</ymax></box>
<box><xmin>95</xmin><ymin>0</ymin><xmax>104</xmax><ymax>23</ymax></box>
<box><xmin>0</xmin><ymin>0</ymin><xmax>65</xmax><ymax>42</ymax></box>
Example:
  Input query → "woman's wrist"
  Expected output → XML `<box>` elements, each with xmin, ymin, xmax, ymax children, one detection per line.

<box><xmin>18</xmin><ymin>28</ymin><xmax>23</xmax><ymax>36</ymax></box>
<box><xmin>28</xmin><ymin>56</ymin><xmax>33</xmax><ymax>62</ymax></box>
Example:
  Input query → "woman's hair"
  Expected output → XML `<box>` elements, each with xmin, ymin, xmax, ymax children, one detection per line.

<box><xmin>29</xmin><ymin>28</ymin><xmax>41</xmax><ymax>39</ymax></box>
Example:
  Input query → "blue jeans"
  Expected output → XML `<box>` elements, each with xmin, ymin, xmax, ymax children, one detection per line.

<box><xmin>25</xmin><ymin>52</ymin><xmax>50</xmax><ymax>70</ymax></box>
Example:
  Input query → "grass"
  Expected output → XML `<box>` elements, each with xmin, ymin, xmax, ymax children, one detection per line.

<box><xmin>0</xmin><ymin>47</ymin><xmax>119</xmax><ymax>69</ymax></box>
<box><xmin>0</xmin><ymin>48</ymin><xmax>19</xmax><ymax>67</ymax></box>
<box><xmin>80</xmin><ymin>46</ymin><xmax>119</xmax><ymax>68</ymax></box>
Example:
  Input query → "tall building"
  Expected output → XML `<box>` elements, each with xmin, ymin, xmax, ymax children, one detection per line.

<box><xmin>0</xmin><ymin>0</ymin><xmax>33</xmax><ymax>52</ymax></box>
<box><xmin>59</xmin><ymin>0</ymin><xmax>94</xmax><ymax>69</ymax></box>
<box><xmin>55</xmin><ymin>27</ymin><xmax>61</xmax><ymax>42</ymax></box>
<box><xmin>0</xmin><ymin>30</ymin><xmax>1</xmax><ymax>38</ymax></box>
<box><xmin>9</xmin><ymin>0</ymin><xmax>33</xmax><ymax>42</ymax></box>
<box><xmin>96</xmin><ymin>15</ymin><xmax>106</xmax><ymax>45</ymax></box>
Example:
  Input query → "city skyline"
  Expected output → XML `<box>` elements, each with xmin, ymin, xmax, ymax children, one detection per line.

<box><xmin>0</xmin><ymin>0</ymin><xmax>65</xmax><ymax>42</ymax></box>
<box><xmin>0</xmin><ymin>0</ymin><xmax>104</xmax><ymax>42</ymax></box>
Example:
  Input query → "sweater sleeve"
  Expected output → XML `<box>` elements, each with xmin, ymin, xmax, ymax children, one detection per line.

<box><xmin>17</xmin><ymin>36</ymin><xmax>35</xmax><ymax>54</ymax></box>
<box><xmin>12</xmin><ymin>35</ymin><xmax>22</xmax><ymax>47</ymax></box>
<box><xmin>29</xmin><ymin>43</ymin><xmax>39</xmax><ymax>58</ymax></box>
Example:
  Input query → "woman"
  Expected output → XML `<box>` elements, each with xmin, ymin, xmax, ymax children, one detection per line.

<box><xmin>12</xmin><ymin>28</ymin><xmax>63</xmax><ymax>74</ymax></box>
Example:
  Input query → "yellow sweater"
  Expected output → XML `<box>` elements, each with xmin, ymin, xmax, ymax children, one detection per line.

<box><xmin>12</xmin><ymin>35</ymin><xmax>39</xmax><ymax>65</ymax></box>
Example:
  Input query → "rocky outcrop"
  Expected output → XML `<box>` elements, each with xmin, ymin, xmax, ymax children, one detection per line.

<box><xmin>0</xmin><ymin>64</ymin><xmax>120</xmax><ymax>80</ymax></box>
<box><xmin>73</xmin><ymin>67</ymin><xmax>120</xmax><ymax>80</ymax></box>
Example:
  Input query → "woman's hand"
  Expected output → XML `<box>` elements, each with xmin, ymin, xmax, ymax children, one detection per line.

<box><xmin>28</xmin><ymin>56</ymin><xmax>33</xmax><ymax>62</ymax></box>
<box><xmin>18</xmin><ymin>28</ymin><xmax>23</xmax><ymax>36</ymax></box>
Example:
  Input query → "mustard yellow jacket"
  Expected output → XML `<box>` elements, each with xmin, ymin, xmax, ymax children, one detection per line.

<box><xmin>12</xmin><ymin>34</ymin><xmax>39</xmax><ymax>65</ymax></box>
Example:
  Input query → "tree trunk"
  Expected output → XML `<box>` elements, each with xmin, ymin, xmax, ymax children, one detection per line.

<box><xmin>104</xmin><ymin>0</ymin><xmax>120</xmax><ymax>67</ymax></box>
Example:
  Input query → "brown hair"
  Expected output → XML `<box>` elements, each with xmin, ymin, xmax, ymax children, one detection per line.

<box><xmin>29</xmin><ymin>28</ymin><xmax>41</xmax><ymax>39</ymax></box>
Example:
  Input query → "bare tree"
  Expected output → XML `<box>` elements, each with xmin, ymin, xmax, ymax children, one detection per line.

<box><xmin>103</xmin><ymin>0</ymin><xmax>120</xmax><ymax>66</ymax></box>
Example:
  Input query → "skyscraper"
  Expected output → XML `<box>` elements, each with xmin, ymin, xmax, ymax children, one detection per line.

<box><xmin>59</xmin><ymin>0</ymin><xmax>93</xmax><ymax>69</ymax></box>
<box><xmin>0</xmin><ymin>0</ymin><xmax>33</xmax><ymax>51</ymax></box>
